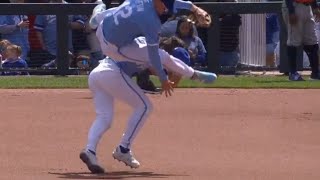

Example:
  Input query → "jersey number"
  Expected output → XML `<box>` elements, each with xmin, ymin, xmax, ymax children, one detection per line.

<box><xmin>113</xmin><ymin>6</ymin><xmax>133</xmax><ymax>25</ymax></box>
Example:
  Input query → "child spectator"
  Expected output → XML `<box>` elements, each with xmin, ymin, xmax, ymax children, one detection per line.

<box><xmin>175</xmin><ymin>17</ymin><xmax>207</xmax><ymax>67</ymax></box>
<box><xmin>1</xmin><ymin>44</ymin><xmax>29</xmax><ymax>76</ymax></box>
<box><xmin>0</xmin><ymin>39</ymin><xmax>12</xmax><ymax>59</ymax></box>
<box><xmin>0</xmin><ymin>15</ymin><xmax>30</xmax><ymax>60</ymax></box>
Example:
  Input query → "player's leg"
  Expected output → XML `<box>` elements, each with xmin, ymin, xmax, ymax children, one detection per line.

<box><xmin>118</xmin><ymin>37</ymin><xmax>217</xmax><ymax>83</ymax></box>
<box><xmin>109</xmin><ymin>69</ymin><xmax>153</xmax><ymax>168</ymax></box>
<box><xmin>302</xmin><ymin>6</ymin><xmax>320</xmax><ymax>80</ymax></box>
<box><xmin>80</xmin><ymin>68</ymin><xmax>115</xmax><ymax>174</ymax></box>
<box><xmin>160</xmin><ymin>50</ymin><xmax>217</xmax><ymax>83</ymax></box>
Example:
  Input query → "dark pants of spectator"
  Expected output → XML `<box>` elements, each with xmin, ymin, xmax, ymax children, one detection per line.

<box><xmin>27</xmin><ymin>49</ymin><xmax>56</xmax><ymax>68</ymax></box>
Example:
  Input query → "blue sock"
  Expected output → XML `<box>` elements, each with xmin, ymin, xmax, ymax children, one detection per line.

<box><xmin>119</xmin><ymin>145</ymin><xmax>130</xmax><ymax>153</ymax></box>
<box><xmin>88</xmin><ymin>149</ymin><xmax>96</xmax><ymax>156</ymax></box>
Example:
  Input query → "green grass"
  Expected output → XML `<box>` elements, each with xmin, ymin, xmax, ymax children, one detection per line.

<box><xmin>0</xmin><ymin>76</ymin><xmax>88</xmax><ymax>89</ymax></box>
<box><xmin>0</xmin><ymin>75</ymin><xmax>320</xmax><ymax>89</ymax></box>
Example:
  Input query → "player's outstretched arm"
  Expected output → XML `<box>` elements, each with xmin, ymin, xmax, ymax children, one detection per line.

<box><xmin>172</xmin><ymin>0</ymin><xmax>212</xmax><ymax>28</ymax></box>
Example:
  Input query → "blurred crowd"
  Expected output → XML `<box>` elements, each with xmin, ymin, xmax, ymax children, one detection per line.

<box><xmin>0</xmin><ymin>0</ymin><xmax>283</xmax><ymax>76</ymax></box>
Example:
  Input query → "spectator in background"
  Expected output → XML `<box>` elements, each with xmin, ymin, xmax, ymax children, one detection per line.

<box><xmin>266</xmin><ymin>13</ymin><xmax>279</xmax><ymax>68</ymax></box>
<box><xmin>34</xmin><ymin>0</ymin><xmax>86</xmax><ymax>67</ymax></box>
<box><xmin>0</xmin><ymin>40</ymin><xmax>12</xmax><ymax>65</ymax></box>
<box><xmin>176</xmin><ymin>16</ymin><xmax>207</xmax><ymax>67</ymax></box>
<box><xmin>218</xmin><ymin>0</ymin><xmax>241</xmax><ymax>73</ymax></box>
<box><xmin>0</xmin><ymin>39</ymin><xmax>12</xmax><ymax>59</ymax></box>
<box><xmin>0</xmin><ymin>0</ymin><xmax>30</xmax><ymax>60</ymax></box>
<box><xmin>1</xmin><ymin>44</ymin><xmax>29</xmax><ymax>76</ymax></box>
<box><xmin>160</xmin><ymin>15</ymin><xmax>198</xmax><ymax>38</ymax></box>
<box><xmin>75</xmin><ymin>0</ymin><xmax>105</xmax><ymax>68</ymax></box>
<box><xmin>25</xmin><ymin>0</ymin><xmax>48</xmax><ymax>67</ymax></box>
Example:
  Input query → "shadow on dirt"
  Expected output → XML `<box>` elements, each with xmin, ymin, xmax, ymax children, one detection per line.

<box><xmin>49</xmin><ymin>171</ymin><xmax>188</xmax><ymax>179</ymax></box>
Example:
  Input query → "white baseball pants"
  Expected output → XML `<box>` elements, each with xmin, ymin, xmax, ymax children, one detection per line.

<box><xmin>86</xmin><ymin>59</ymin><xmax>153</xmax><ymax>152</ymax></box>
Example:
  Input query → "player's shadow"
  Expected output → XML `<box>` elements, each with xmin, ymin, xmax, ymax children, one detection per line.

<box><xmin>49</xmin><ymin>171</ymin><xmax>187</xmax><ymax>179</ymax></box>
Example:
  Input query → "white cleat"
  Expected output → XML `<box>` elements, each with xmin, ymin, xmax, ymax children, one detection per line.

<box><xmin>112</xmin><ymin>147</ymin><xmax>140</xmax><ymax>168</ymax></box>
<box><xmin>79</xmin><ymin>149</ymin><xmax>105</xmax><ymax>174</ymax></box>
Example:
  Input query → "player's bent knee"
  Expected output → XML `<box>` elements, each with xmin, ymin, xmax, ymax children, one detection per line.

<box><xmin>135</xmin><ymin>99</ymin><xmax>153</xmax><ymax>117</ymax></box>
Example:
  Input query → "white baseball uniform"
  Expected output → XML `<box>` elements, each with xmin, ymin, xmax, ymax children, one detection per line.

<box><xmin>86</xmin><ymin>0</ymin><xmax>197</xmax><ymax>152</ymax></box>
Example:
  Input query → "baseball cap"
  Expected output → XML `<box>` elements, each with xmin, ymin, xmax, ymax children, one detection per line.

<box><xmin>172</xmin><ymin>47</ymin><xmax>191</xmax><ymax>66</ymax></box>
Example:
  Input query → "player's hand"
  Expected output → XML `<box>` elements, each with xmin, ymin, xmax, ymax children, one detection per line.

<box><xmin>17</xmin><ymin>20</ymin><xmax>29</xmax><ymax>29</ymax></box>
<box><xmin>161</xmin><ymin>80</ymin><xmax>174</xmax><ymax>97</ymax></box>
<box><xmin>191</xmin><ymin>5</ymin><xmax>212</xmax><ymax>28</ymax></box>
<box><xmin>289</xmin><ymin>14</ymin><xmax>298</xmax><ymax>25</ymax></box>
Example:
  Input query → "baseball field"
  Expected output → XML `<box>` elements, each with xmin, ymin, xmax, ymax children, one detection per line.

<box><xmin>1</xmin><ymin>75</ymin><xmax>320</xmax><ymax>180</ymax></box>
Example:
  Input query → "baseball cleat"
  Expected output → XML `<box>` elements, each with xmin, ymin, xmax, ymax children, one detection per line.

<box><xmin>192</xmin><ymin>70</ymin><xmax>217</xmax><ymax>84</ymax></box>
<box><xmin>80</xmin><ymin>149</ymin><xmax>105</xmax><ymax>174</ymax></box>
<box><xmin>112</xmin><ymin>146</ymin><xmax>140</xmax><ymax>168</ymax></box>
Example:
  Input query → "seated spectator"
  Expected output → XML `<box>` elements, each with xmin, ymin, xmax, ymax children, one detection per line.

<box><xmin>175</xmin><ymin>17</ymin><xmax>207</xmax><ymax>67</ymax></box>
<box><xmin>0</xmin><ymin>39</ymin><xmax>12</xmax><ymax>59</ymax></box>
<box><xmin>0</xmin><ymin>13</ymin><xmax>30</xmax><ymax>60</ymax></box>
<box><xmin>266</xmin><ymin>13</ymin><xmax>279</xmax><ymax>68</ymax></box>
<box><xmin>160</xmin><ymin>15</ymin><xmax>198</xmax><ymax>38</ymax></box>
<box><xmin>218</xmin><ymin>4</ymin><xmax>241</xmax><ymax>73</ymax></box>
<box><xmin>33</xmin><ymin>0</ymin><xmax>86</xmax><ymax>67</ymax></box>
<box><xmin>82</xmin><ymin>0</ymin><xmax>106</xmax><ymax>68</ymax></box>
<box><xmin>1</xmin><ymin>44</ymin><xmax>29</xmax><ymax>76</ymax></box>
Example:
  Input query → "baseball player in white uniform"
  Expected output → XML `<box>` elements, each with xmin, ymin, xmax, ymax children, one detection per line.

<box><xmin>79</xmin><ymin>0</ymin><xmax>216</xmax><ymax>174</ymax></box>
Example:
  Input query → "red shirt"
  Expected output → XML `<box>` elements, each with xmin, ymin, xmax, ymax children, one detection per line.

<box><xmin>28</xmin><ymin>15</ymin><xmax>42</xmax><ymax>50</ymax></box>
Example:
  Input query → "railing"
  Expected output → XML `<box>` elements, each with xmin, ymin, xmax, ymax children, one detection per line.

<box><xmin>0</xmin><ymin>2</ymin><xmax>289</xmax><ymax>75</ymax></box>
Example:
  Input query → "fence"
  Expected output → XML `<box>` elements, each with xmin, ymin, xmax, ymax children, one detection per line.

<box><xmin>0</xmin><ymin>2</ymin><xmax>289</xmax><ymax>76</ymax></box>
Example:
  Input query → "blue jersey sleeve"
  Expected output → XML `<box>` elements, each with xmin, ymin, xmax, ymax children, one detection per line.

<box><xmin>141</xmin><ymin>19</ymin><xmax>168</xmax><ymax>82</ymax></box>
<box><xmin>34</xmin><ymin>15</ymin><xmax>46</xmax><ymax>32</ymax></box>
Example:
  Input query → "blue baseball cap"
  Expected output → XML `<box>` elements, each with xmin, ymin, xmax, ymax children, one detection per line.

<box><xmin>172</xmin><ymin>47</ymin><xmax>191</xmax><ymax>66</ymax></box>
<box><xmin>160</xmin><ymin>0</ymin><xmax>175</xmax><ymax>14</ymax></box>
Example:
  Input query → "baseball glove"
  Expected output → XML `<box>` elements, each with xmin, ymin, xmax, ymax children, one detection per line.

<box><xmin>189</xmin><ymin>7</ymin><xmax>212</xmax><ymax>28</ymax></box>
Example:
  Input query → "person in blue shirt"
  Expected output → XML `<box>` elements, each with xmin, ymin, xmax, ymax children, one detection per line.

<box><xmin>1</xmin><ymin>44</ymin><xmax>29</xmax><ymax>76</ymax></box>
<box><xmin>34</xmin><ymin>14</ymin><xmax>85</xmax><ymax>57</ymax></box>
<box><xmin>175</xmin><ymin>16</ymin><xmax>207</xmax><ymax>67</ymax></box>
<box><xmin>33</xmin><ymin>0</ymin><xmax>86</xmax><ymax>66</ymax></box>
<box><xmin>79</xmin><ymin>0</ymin><xmax>216</xmax><ymax>174</ymax></box>
<box><xmin>160</xmin><ymin>15</ymin><xmax>198</xmax><ymax>38</ymax></box>
<box><xmin>0</xmin><ymin>15</ymin><xmax>30</xmax><ymax>60</ymax></box>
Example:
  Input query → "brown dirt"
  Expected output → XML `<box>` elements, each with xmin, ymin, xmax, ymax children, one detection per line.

<box><xmin>0</xmin><ymin>89</ymin><xmax>320</xmax><ymax>180</ymax></box>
